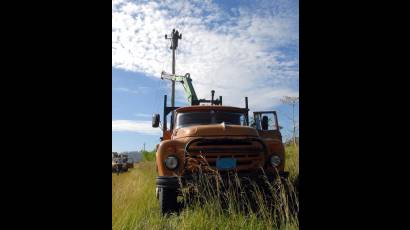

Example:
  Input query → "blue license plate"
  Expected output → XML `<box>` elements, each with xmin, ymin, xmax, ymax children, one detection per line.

<box><xmin>216</xmin><ymin>158</ymin><xmax>236</xmax><ymax>170</ymax></box>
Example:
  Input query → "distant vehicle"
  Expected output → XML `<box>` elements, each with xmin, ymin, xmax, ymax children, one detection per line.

<box><xmin>126</xmin><ymin>157</ymin><xmax>134</xmax><ymax>168</ymax></box>
<box><xmin>112</xmin><ymin>152</ymin><xmax>128</xmax><ymax>174</ymax></box>
<box><xmin>120</xmin><ymin>153</ymin><xmax>134</xmax><ymax>169</ymax></box>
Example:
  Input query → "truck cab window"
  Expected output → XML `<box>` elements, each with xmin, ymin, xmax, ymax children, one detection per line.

<box><xmin>254</xmin><ymin>112</ymin><xmax>278</xmax><ymax>131</ymax></box>
<box><xmin>176</xmin><ymin>111</ymin><xmax>246</xmax><ymax>129</ymax></box>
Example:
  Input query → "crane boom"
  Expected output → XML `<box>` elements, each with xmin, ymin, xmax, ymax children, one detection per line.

<box><xmin>161</xmin><ymin>71</ymin><xmax>199</xmax><ymax>105</ymax></box>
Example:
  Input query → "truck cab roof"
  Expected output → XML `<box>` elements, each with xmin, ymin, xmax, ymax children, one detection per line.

<box><xmin>175</xmin><ymin>105</ymin><xmax>248</xmax><ymax>113</ymax></box>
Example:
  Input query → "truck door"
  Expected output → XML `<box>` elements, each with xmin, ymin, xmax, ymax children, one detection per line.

<box><xmin>253</xmin><ymin>111</ymin><xmax>282</xmax><ymax>140</ymax></box>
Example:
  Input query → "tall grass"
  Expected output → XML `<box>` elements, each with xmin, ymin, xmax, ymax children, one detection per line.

<box><xmin>112</xmin><ymin>146</ymin><xmax>299</xmax><ymax>230</ymax></box>
<box><xmin>141</xmin><ymin>150</ymin><xmax>156</xmax><ymax>161</ymax></box>
<box><xmin>285</xmin><ymin>145</ymin><xmax>299</xmax><ymax>184</ymax></box>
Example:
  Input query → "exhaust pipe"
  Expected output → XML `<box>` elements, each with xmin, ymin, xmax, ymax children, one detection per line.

<box><xmin>211</xmin><ymin>90</ymin><xmax>215</xmax><ymax>105</ymax></box>
<box><xmin>245</xmin><ymin>97</ymin><xmax>249</xmax><ymax>125</ymax></box>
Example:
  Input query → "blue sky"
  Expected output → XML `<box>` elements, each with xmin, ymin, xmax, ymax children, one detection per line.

<box><xmin>112</xmin><ymin>0</ymin><xmax>299</xmax><ymax>152</ymax></box>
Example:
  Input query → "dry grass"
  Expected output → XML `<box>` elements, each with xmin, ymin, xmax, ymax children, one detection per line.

<box><xmin>112</xmin><ymin>146</ymin><xmax>299</xmax><ymax>230</ymax></box>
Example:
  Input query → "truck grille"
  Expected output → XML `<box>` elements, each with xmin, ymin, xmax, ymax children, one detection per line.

<box><xmin>185</xmin><ymin>138</ymin><xmax>266</xmax><ymax>172</ymax></box>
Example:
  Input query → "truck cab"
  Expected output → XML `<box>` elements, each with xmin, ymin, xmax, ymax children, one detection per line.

<box><xmin>152</xmin><ymin>95</ymin><xmax>288</xmax><ymax>214</ymax></box>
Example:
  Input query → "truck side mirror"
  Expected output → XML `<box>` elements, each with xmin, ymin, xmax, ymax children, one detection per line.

<box><xmin>261</xmin><ymin>116</ymin><xmax>269</xmax><ymax>130</ymax></box>
<box><xmin>152</xmin><ymin>114</ymin><xmax>160</xmax><ymax>128</ymax></box>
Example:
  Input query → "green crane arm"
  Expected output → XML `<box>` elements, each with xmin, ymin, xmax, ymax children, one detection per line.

<box><xmin>161</xmin><ymin>71</ymin><xmax>198</xmax><ymax>105</ymax></box>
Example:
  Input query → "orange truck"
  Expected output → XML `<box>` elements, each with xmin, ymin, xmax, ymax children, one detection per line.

<box><xmin>152</xmin><ymin>72</ymin><xmax>288</xmax><ymax>214</ymax></box>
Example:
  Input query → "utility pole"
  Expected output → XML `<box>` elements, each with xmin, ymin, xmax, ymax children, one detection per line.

<box><xmin>165</xmin><ymin>29</ymin><xmax>182</xmax><ymax>112</ymax></box>
<box><xmin>143</xmin><ymin>142</ymin><xmax>146</xmax><ymax>152</ymax></box>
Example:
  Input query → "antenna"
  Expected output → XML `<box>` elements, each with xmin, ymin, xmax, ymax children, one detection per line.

<box><xmin>211</xmin><ymin>90</ymin><xmax>215</xmax><ymax>105</ymax></box>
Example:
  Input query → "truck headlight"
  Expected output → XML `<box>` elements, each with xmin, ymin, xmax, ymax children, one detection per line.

<box><xmin>164</xmin><ymin>156</ymin><xmax>179</xmax><ymax>170</ymax></box>
<box><xmin>270</xmin><ymin>155</ymin><xmax>281</xmax><ymax>167</ymax></box>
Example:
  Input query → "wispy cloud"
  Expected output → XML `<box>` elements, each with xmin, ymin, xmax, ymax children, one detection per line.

<box><xmin>112</xmin><ymin>120</ymin><xmax>161</xmax><ymax>135</ymax></box>
<box><xmin>113</xmin><ymin>87</ymin><xmax>150</xmax><ymax>94</ymax></box>
<box><xmin>112</xmin><ymin>0</ymin><xmax>298</xmax><ymax>110</ymax></box>
<box><xmin>134</xmin><ymin>113</ymin><xmax>152</xmax><ymax>118</ymax></box>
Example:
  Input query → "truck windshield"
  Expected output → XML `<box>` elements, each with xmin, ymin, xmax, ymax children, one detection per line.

<box><xmin>176</xmin><ymin>111</ymin><xmax>245</xmax><ymax>128</ymax></box>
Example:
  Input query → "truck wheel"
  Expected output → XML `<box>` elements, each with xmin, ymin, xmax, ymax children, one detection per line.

<box><xmin>159</xmin><ymin>187</ymin><xmax>177</xmax><ymax>215</ymax></box>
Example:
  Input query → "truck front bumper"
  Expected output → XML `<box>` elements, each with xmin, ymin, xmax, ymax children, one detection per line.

<box><xmin>156</xmin><ymin>171</ymin><xmax>289</xmax><ymax>189</ymax></box>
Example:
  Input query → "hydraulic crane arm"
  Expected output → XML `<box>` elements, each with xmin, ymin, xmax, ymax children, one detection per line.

<box><xmin>161</xmin><ymin>71</ymin><xmax>199</xmax><ymax>105</ymax></box>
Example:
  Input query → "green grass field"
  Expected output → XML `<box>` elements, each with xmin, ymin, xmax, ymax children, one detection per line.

<box><xmin>112</xmin><ymin>146</ymin><xmax>299</xmax><ymax>230</ymax></box>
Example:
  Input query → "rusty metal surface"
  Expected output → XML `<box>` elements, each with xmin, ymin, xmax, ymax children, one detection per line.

<box><xmin>175</xmin><ymin>105</ymin><xmax>248</xmax><ymax>113</ymax></box>
<box><xmin>182</xmin><ymin>137</ymin><xmax>267</xmax><ymax>174</ymax></box>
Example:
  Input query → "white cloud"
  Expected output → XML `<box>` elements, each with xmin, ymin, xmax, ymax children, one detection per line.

<box><xmin>112</xmin><ymin>0</ymin><xmax>298</xmax><ymax>111</ymax></box>
<box><xmin>134</xmin><ymin>113</ymin><xmax>152</xmax><ymax>118</ymax></box>
<box><xmin>113</xmin><ymin>86</ymin><xmax>150</xmax><ymax>94</ymax></box>
<box><xmin>112</xmin><ymin>120</ymin><xmax>161</xmax><ymax>135</ymax></box>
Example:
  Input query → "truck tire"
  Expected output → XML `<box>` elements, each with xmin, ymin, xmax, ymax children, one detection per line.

<box><xmin>159</xmin><ymin>187</ymin><xmax>177</xmax><ymax>215</ymax></box>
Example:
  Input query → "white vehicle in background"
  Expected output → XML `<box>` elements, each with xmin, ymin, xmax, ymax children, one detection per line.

<box><xmin>112</xmin><ymin>152</ymin><xmax>128</xmax><ymax>174</ymax></box>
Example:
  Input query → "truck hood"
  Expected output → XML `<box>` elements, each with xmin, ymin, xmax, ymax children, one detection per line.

<box><xmin>172</xmin><ymin>123</ymin><xmax>259</xmax><ymax>139</ymax></box>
